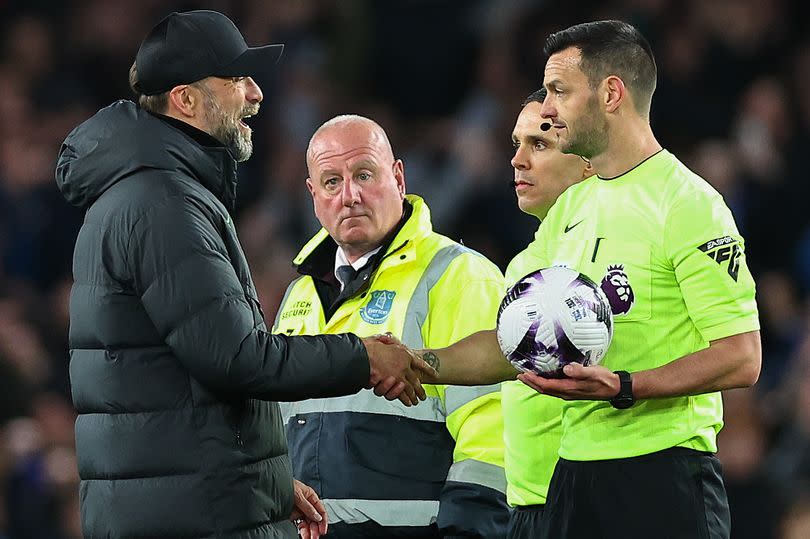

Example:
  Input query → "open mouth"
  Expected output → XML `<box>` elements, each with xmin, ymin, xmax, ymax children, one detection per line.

<box><xmin>239</xmin><ymin>113</ymin><xmax>254</xmax><ymax>129</ymax></box>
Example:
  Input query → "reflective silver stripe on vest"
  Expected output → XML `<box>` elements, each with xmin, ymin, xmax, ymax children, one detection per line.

<box><xmin>446</xmin><ymin>459</ymin><xmax>507</xmax><ymax>493</ymax></box>
<box><xmin>324</xmin><ymin>498</ymin><xmax>440</xmax><ymax>526</ymax></box>
<box><xmin>271</xmin><ymin>276</ymin><xmax>304</xmax><ymax>332</ymax></box>
<box><xmin>401</xmin><ymin>244</ymin><xmax>481</xmax><ymax>349</ymax></box>
<box><xmin>444</xmin><ymin>384</ymin><xmax>501</xmax><ymax>416</ymax></box>
<box><xmin>287</xmin><ymin>388</ymin><xmax>445</xmax><ymax>422</ymax></box>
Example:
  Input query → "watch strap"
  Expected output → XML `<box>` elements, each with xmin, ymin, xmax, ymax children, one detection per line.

<box><xmin>610</xmin><ymin>370</ymin><xmax>634</xmax><ymax>409</ymax></box>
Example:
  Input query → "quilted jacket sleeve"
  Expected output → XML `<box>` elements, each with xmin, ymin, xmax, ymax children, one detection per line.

<box><xmin>127</xmin><ymin>194</ymin><xmax>369</xmax><ymax>401</ymax></box>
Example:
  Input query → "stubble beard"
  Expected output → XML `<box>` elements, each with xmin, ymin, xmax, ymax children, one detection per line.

<box><xmin>560</xmin><ymin>94</ymin><xmax>609</xmax><ymax>160</ymax></box>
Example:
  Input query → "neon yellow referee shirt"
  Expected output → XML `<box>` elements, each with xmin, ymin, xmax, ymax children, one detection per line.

<box><xmin>509</xmin><ymin>149</ymin><xmax>759</xmax><ymax>465</ymax></box>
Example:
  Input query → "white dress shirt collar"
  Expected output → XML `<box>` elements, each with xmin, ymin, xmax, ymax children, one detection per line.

<box><xmin>334</xmin><ymin>246</ymin><xmax>382</xmax><ymax>291</ymax></box>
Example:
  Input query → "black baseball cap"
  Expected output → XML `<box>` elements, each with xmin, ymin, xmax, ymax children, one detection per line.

<box><xmin>135</xmin><ymin>10</ymin><xmax>284</xmax><ymax>95</ymax></box>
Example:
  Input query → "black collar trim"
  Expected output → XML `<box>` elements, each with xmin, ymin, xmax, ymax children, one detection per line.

<box><xmin>597</xmin><ymin>148</ymin><xmax>664</xmax><ymax>181</ymax></box>
<box><xmin>151</xmin><ymin>113</ymin><xmax>225</xmax><ymax>149</ymax></box>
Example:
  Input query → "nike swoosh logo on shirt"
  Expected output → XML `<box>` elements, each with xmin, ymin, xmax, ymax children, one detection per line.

<box><xmin>564</xmin><ymin>220</ymin><xmax>583</xmax><ymax>233</ymax></box>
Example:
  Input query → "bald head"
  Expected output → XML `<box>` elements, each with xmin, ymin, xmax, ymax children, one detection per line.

<box><xmin>304</xmin><ymin>115</ymin><xmax>406</xmax><ymax>262</ymax></box>
<box><xmin>306</xmin><ymin>115</ymin><xmax>395</xmax><ymax>174</ymax></box>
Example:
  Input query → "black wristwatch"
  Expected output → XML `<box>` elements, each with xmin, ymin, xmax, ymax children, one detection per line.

<box><xmin>609</xmin><ymin>370</ymin><xmax>635</xmax><ymax>409</ymax></box>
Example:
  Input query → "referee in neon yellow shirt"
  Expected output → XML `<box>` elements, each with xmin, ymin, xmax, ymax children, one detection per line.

<box><xmin>409</xmin><ymin>19</ymin><xmax>761</xmax><ymax>539</ymax></box>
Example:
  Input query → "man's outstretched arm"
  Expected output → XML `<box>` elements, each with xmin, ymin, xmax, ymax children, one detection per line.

<box><xmin>378</xmin><ymin>330</ymin><xmax>519</xmax><ymax>386</ymax></box>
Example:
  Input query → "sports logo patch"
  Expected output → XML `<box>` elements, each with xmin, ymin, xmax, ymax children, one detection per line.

<box><xmin>600</xmin><ymin>264</ymin><xmax>635</xmax><ymax>316</ymax></box>
<box><xmin>698</xmin><ymin>236</ymin><xmax>741</xmax><ymax>281</ymax></box>
<box><xmin>360</xmin><ymin>290</ymin><xmax>396</xmax><ymax>324</ymax></box>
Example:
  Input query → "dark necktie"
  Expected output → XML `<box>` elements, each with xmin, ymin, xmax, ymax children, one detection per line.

<box><xmin>336</xmin><ymin>264</ymin><xmax>357</xmax><ymax>288</ymax></box>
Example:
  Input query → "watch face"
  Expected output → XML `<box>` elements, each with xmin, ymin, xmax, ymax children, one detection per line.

<box><xmin>611</xmin><ymin>396</ymin><xmax>634</xmax><ymax>409</ymax></box>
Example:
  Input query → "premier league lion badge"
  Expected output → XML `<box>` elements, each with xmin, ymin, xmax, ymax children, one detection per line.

<box><xmin>600</xmin><ymin>264</ymin><xmax>635</xmax><ymax>316</ymax></box>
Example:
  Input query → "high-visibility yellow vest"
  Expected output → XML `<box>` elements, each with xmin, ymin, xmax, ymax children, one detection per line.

<box><xmin>275</xmin><ymin>195</ymin><xmax>507</xmax><ymax>535</ymax></box>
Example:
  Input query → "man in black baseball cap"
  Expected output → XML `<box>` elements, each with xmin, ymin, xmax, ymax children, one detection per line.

<box><xmin>128</xmin><ymin>10</ymin><xmax>283</xmax><ymax>163</ymax></box>
<box><xmin>56</xmin><ymin>8</ymin><xmax>436</xmax><ymax>539</ymax></box>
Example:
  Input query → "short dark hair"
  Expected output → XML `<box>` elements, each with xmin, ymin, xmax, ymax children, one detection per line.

<box><xmin>522</xmin><ymin>87</ymin><xmax>548</xmax><ymax>107</ymax></box>
<box><xmin>544</xmin><ymin>20</ymin><xmax>657</xmax><ymax>116</ymax></box>
<box><xmin>129</xmin><ymin>62</ymin><xmax>169</xmax><ymax>114</ymax></box>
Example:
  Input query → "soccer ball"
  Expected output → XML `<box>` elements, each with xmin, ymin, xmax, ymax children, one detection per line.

<box><xmin>497</xmin><ymin>266</ymin><xmax>613</xmax><ymax>377</ymax></box>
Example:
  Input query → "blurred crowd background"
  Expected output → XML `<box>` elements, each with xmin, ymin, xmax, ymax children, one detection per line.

<box><xmin>0</xmin><ymin>0</ymin><xmax>809</xmax><ymax>537</ymax></box>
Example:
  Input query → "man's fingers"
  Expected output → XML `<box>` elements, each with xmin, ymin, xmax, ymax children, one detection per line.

<box><xmin>562</xmin><ymin>362</ymin><xmax>588</xmax><ymax>379</ymax></box>
<box><xmin>301</xmin><ymin>499</ymin><xmax>322</xmax><ymax>522</ymax></box>
<box><xmin>405</xmin><ymin>369</ymin><xmax>426</xmax><ymax>401</ymax></box>
<box><xmin>414</xmin><ymin>378</ymin><xmax>426</xmax><ymax>401</ymax></box>
<box><xmin>291</xmin><ymin>480</ymin><xmax>329</xmax><ymax>538</ymax></box>
<box><xmin>399</xmin><ymin>384</ymin><xmax>417</xmax><ymax>407</ymax></box>
<box><xmin>400</xmin><ymin>374</ymin><xmax>419</xmax><ymax>405</ymax></box>
<box><xmin>294</xmin><ymin>494</ymin><xmax>321</xmax><ymax>523</ymax></box>
<box><xmin>373</xmin><ymin>377</ymin><xmax>397</xmax><ymax>397</ymax></box>
<box><xmin>309</xmin><ymin>494</ymin><xmax>327</xmax><ymax>517</ymax></box>
<box><xmin>403</xmin><ymin>383</ymin><xmax>418</xmax><ymax>406</ymax></box>
<box><xmin>372</xmin><ymin>332</ymin><xmax>400</xmax><ymax>345</ymax></box>
<box><xmin>292</xmin><ymin>480</ymin><xmax>325</xmax><ymax>524</ymax></box>
<box><xmin>307</xmin><ymin>493</ymin><xmax>327</xmax><ymax>529</ymax></box>
<box><xmin>389</xmin><ymin>382</ymin><xmax>416</xmax><ymax>406</ymax></box>
<box><xmin>517</xmin><ymin>372</ymin><xmax>588</xmax><ymax>400</ymax></box>
<box><xmin>384</xmin><ymin>380</ymin><xmax>406</xmax><ymax>400</ymax></box>
<box><xmin>517</xmin><ymin>372</ymin><xmax>546</xmax><ymax>393</ymax></box>
<box><xmin>294</xmin><ymin>519</ymin><xmax>321</xmax><ymax>539</ymax></box>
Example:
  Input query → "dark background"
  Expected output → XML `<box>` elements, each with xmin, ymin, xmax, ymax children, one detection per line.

<box><xmin>1</xmin><ymin>0</ymin><xmax>809</xmax><ymax>537</ymax></box>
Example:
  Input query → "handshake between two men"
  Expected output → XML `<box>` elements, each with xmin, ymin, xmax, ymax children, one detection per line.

<box><xmin>361</xmin><ymin>330</ymin><xmax>520</xmax><ymax>406</ymax></box>
<box><xmin>363</xmin><ymin>329</ymin><xmax>516</xmax><ymax>406</ymax></box>
<box><xmin>362</xmin><ymin>328</ymin><xmax>522</xmax><ymax>407</ymax></box>
<box><xmin>361</xmin><ymin>333</ymin><xmax>439</xmax><ymax>406</ymax></box>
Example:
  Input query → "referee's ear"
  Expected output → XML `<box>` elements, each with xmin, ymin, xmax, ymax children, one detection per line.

<box><xmin>604</xmin><ymin>75</ymin><xmax>627</xmax><ymax>114</ymax></box>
